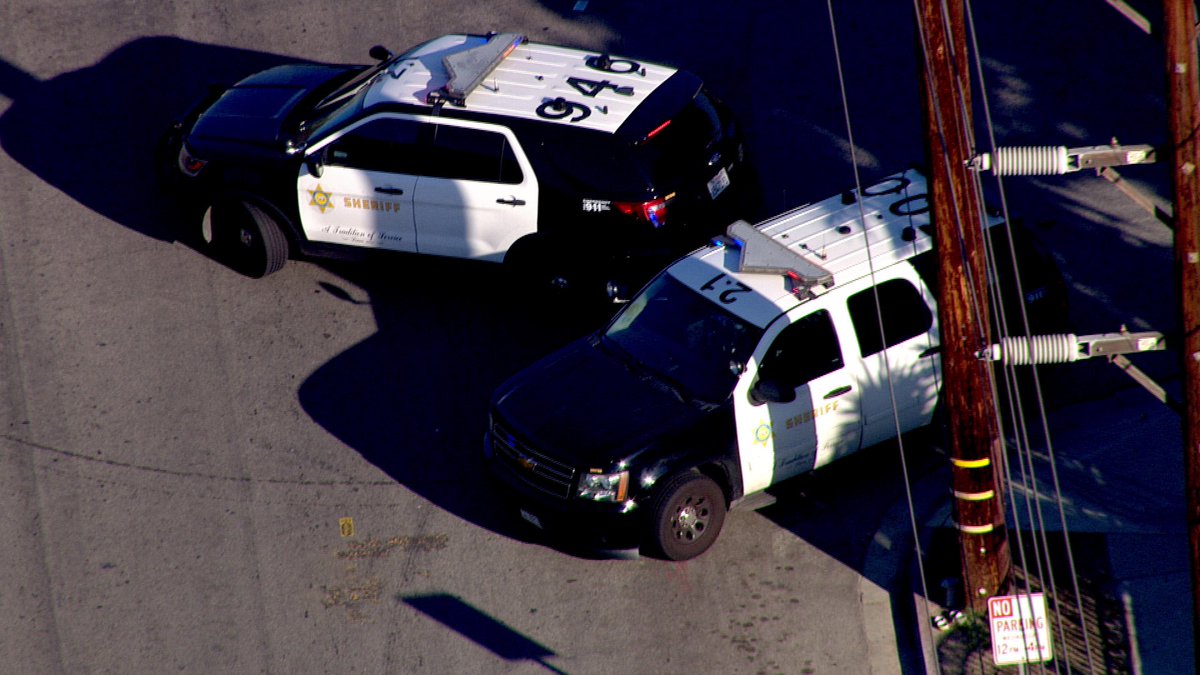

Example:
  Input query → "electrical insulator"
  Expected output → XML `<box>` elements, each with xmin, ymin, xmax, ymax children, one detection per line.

<box><xmin>970</xmin><ymin>143</ymin><xmax>1154</xmax><ymax>176</ymax></box>
<box><xmin>978</xmin><ymin>330</ymin><xmax>1164</xmax><ymax>365</ymax></box>
<box><xmin>982</xmin><ymin>334</ymin><xmax>1081</xmax><ymax>365</ymax></box>
<box><xmin>988</xmin><ymin>146</ymin><xmax>1070</xmax><ymax>176</ymax></box>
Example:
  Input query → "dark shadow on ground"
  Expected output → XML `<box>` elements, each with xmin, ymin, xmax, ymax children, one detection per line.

<box><xmin>297</xmin><ymin>255</ymin><xmax>611</xmax><ymax>542</ymax></box>
<box><xmin>0</xmin><ymin>36</ymin><xmax>296</xmax><ymax>241</ymax></box>
<box><xmin>402</xmin><ymin>593</ymin><xmax>566</xmax><ymax>674</ymax></box>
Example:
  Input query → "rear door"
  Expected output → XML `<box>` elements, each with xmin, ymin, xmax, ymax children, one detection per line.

<box><xmin>411</xmin><ymin>120</ymin><xmax>538</xmax><ymax>261</ymax></box>
<box><xmin>842</xmin><ymin>265</ymin><xmax>942</xmax><ymax>449</ymax></box>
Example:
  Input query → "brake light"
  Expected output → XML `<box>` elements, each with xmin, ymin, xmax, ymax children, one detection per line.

<box><xmin>614</xmin><ymin>196</ymin><xmax>670</xmax><ymax>228</ymax></box>
<box><xmin>644</xmin><ymin>119</ymin><xmax>671</xmax><ymax>142</ymax></box>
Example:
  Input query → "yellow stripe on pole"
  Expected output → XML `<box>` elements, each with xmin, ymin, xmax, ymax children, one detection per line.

<box><xmin>954</xmin><ymin>521</ymin><xmax>996</xmax><ymax>535</ymax></box>
<box><xmin>953</xmin><ymin>489</ymin><xmax>996</xmax><ymax>501</ymax></box>
<box><xmin>950</xmin><ymin>457</ymin><xmax>991</xmax><ymax>469</ymax></box>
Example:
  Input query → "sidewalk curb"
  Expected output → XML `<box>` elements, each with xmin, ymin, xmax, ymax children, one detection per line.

<box><xmin>862</xmin><ymin>463</ymin><xmax>951</xmax><ymax>675</ymax></box>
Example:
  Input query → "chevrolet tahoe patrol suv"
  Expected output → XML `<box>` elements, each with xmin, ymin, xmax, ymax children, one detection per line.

<box><xmin>485</xmin><ymin>169</ymin><xmax>1066</xmax><ymax>560</ymax></box>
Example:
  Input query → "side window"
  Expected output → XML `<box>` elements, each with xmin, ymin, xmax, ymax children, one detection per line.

<box><xmin>325</xmin><ymin>118</ymin><xmax>426</xmax><ymax>174</ymax></box>
<box><xmin>758</xmin><ymin>309</ymin><xmax>843</xmax><ymax>389</ymax></box>
<box><xmin>427</xmin><ymin>124</ymin><xmax>523</xmax><ymax>184</ymax></box>
<box><xmin>847</xmin><ymin>278</ymin><xmax>934</xmax><ymax>357</ymax></box>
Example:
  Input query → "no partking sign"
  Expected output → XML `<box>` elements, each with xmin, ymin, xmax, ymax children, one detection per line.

<box><xmin>988</xmin><ymin>593</ymin><xmax>1053</xmax><ymax>666</ymax></box>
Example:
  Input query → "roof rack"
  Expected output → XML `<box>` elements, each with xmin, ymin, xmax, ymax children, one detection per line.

<box><xmin>426</xmin><ymin>33</ymin><xmax>526</xmax><ymax>107</ymax></box>
<box><xmin>726</xmin><ymin>220</ymin><xmax>834</xmax><ymax>294</ymax></box>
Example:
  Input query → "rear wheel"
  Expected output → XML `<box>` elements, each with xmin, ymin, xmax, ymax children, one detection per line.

<box><xmin>201</xmin><ymin>198</ymin><xmax>288</xmax><ymax>278</ymax></box>
<box><xmin>503</xmin><ymin>236</ymin><xmax>571</xmax><ymax>296</ymax></box>
<box><xmin>645</xmin><ymin>472</ymin><xmax>727</xmax><ymax>561</ymax></box>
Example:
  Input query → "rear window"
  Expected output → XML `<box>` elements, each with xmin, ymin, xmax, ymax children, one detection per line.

<box><xmin>537</xmin><ymin>91</ymin><xmax>725</xmax><ymax>196</ymax></box>
<box><xmin>538</xmin><ymin>129</ymin><xmax>653</xmax><ymax>195</ymax></box>
<box><xmin>631</xmin><ymin>91</ymin><xmax>723</xmax><ymax>180</ymax></box>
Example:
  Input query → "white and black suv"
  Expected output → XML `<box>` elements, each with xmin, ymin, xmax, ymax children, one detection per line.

<box><xmin>485</xmin><ymin>169</ymin><xmax>1067</xmax><ymax>560</ymax></box>
<box><xmin>161</xmin><ymin>32</ymin><xmax>749</xmax><ymax>296</ymax></box>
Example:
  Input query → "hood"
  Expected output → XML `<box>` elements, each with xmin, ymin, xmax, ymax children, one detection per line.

<box><xmin>493</xmin><ymin>337</ymin><xmax>710</xmax><ymax>468</ymax></box>
<box><xmin>187</xmin><ymin>64</ymin><xmax>354</xmax><ymax>152</ymax></box>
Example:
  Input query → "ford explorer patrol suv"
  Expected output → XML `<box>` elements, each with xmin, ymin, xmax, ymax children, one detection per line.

<box><xmin>161</xmin><ymin>32</ymin><xmax>748</xmax><ymax>296</ymax></box>
<box><xmin>485</xmin><ymin>169</ymin><xmax>1066</xmax><ymax>560</ymax></box>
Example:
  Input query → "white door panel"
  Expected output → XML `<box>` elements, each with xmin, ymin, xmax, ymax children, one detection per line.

<box><xmin>838</xmin><ymin>267</ymin><xmax>942</xmax><ymax>450</ymax></box>
<box><xmin>413</xmin><ymin>177</ymin><xmax>536</xmax><ymax>260</ymax></box>
<box><xmin>297</xmin><ymin>165</ymin><xmax>418</xmax><ymax>252</ymax></box>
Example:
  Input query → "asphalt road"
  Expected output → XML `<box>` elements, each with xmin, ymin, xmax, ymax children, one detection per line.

<box><xmin>0</xmin><ymin>1</ymin><xmax>1176</xmax><ymax>673</ymax></box>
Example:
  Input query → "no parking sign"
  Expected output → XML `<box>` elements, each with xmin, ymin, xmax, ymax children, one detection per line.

<box><xmin>988</xmin><ymin>593</ymin><xmax>1053</xmax><ymax>666</ymax></box>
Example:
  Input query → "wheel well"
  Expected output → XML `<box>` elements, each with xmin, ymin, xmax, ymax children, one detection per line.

<box><xmin>694</xmin><ymin>464</ymin><xmax>733</xmax><ymax>506</ymax></box>
<box><xmin>502</xmin><ymin>232</ymin><xmax>545</xmax><ymax>265</ymax></box>
<box><xmin>214</xmin><ymin>192</ymin><xmax>298</xmax><ymax>253</ymax></box>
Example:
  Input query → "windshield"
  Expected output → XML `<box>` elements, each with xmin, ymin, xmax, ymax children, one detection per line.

<box><xmin>603</xmin><ymin>273</ymin><xmax>762</xmax><ymax>404</ymax></box>
<box><xmin>303</xmin><ymin>74</ymin><xmax>377</xmax><ymax>142</ymax></box>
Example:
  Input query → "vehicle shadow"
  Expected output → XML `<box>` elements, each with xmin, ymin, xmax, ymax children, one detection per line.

<box><xmin>296</xmin><ymin>255</ymin><xmax>611</xmax><ymax>541</ymax></box>
<box><xmin>0</xmin><ymin>36</ymin><xmax>296</xmax><ymax>242</ymax></box>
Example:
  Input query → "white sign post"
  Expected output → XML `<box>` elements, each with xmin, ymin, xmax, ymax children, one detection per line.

<box><xmin>988</xmin><ymin>593</ymin><xmax>1053</xmax><ymax>666</ymax></box>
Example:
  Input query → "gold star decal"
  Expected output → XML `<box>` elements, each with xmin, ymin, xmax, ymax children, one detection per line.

<box><xmin>308</xmin><ymin>184</ymin><xmax>334</xmax><ymax>214</ymax></box>
<box><xmin>753</xmin><ymin>422</ymin><xmax>772</xmax><ymax>446</ymax></box>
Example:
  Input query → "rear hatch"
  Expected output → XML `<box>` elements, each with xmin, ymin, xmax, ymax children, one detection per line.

<box><xmin>538</xmin><ymin>72</ymin><xmax>744</xmax><ymax>237</ymax></box>
<box><xmin>617</xmin><ymin>73</ymin><xmax>743</xmax><ymax>225</ymax></box>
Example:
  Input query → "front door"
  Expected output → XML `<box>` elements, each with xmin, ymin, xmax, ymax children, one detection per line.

<box><xmin>297</xmin><ymin>116</ymin><xmax>421</xmax><ymax>253</ymax></box>
<box><xmin>733</xmin><ymin>306</ymin><xmax>862</xmax><ymax>494</ymax></box>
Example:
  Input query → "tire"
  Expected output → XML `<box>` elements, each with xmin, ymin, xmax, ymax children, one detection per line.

<box><xmin>201</xmin><ymin>198</ymin><xmax>288</xmax><ymax>278</ymax></box>
<box><xmin>645</xmin><ymin>472</ymin><xmax>727</xmax><ymax>561</ymax></box>
<box><xmin>503</xmin><ymin>235</ymin><xmax>570</xmax><ymax>295</ymax></box>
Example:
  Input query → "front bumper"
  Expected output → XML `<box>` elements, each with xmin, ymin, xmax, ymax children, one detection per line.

<box><xmin>484</xmin><ymin>431</ymin><xmax>642</xmax><ymax>552</ymax></box>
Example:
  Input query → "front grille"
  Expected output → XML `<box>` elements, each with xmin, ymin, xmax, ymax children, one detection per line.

<box><xmin>491</xmin><ymin>422</ymin><xmax>576</xmax><ymax>500</ymax></box>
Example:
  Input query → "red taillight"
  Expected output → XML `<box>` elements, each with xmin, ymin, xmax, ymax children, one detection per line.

<box><xmin>644</xmin><ymin>119</ymin><xmax>671</xmax><ymax>142</ymax></box>
<box><xmin>177</xmin><ymin>144</ymin><xmax>207</xmax><ymax>177</ymax></box>
<box><xmin>615</xmin><ymin>196</ymin><xmax>672</xmax><ymax>228</ymax></box>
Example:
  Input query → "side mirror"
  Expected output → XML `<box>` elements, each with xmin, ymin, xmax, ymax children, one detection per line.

<box><xmin>305</xmin><ymin>150</ymin><xmax>324</xmax><ymax>178</ymax></box>
<box><xmin>750</xmin><ymin>379</ymin><xmax>794</xmax><ymax>406</ymax></box>
<box><xmin>369</xmin><ymin>45</ymin><xmax>393</xmax><ymax>62</ymax></box>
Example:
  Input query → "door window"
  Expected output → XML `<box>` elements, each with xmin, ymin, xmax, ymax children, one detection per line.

<box><xmin>758</xmin><ymin>309</ymin><xmax>843</xmax><ymax>389</ymax></box>
<box><xmin>324</xmin><ymin>118</ymin><xmax>426</xmax><ymax>174</ymax></box>
<box><xmin>426</xmin><ymin>124</ymin><xmax>524</xmax><ymax>184</ymax></box>
<box><xmin>847</xmin><ymin>279</ymin><xmax>933</xmax><ymax>357</ymax></box>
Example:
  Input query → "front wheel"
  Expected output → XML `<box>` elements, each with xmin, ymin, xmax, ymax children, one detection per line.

<box><xmin>201</xmin><ymin>198</ymin><xmax>288</xmax><ymax>278</ymax></box>
<box><xmin>645</xmin><ymin>472</ymin><xmax>727</xmax><ymax>561</ymax></box>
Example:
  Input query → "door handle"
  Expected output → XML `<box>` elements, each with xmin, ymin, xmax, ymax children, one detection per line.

<box><xmin>919</xmin><ymin>345</ymin><xmax>942</xmax><ymax>358</ymax></box>
<box><xmin>375</xmin><ymin>187</ymin><xmax>404</xmax><ymax>195</ymax></box>
<box><xmin>496</xmin><ymin>197</ymin><xmax>526</xmax><ymax>206</ymax></box>
<box><xmin>823</xmin><ymin>385</ymin><xmax>853</xmax><ymax>399</ymax></box>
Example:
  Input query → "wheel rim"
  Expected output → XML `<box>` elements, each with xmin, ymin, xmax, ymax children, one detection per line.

<box><xmin>670</xmin><ymin>494</ymin><xmax>711</xmax><ymax>542</ymax></box>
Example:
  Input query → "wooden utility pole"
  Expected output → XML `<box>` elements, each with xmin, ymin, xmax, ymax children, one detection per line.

<box><xmin>1162</xmin><ymin>0</ymin><xmax>1200</xmax><ymax>654</ymax></box>
<box><xmin>917</xmin><ymin>0</ymin><xmax>1010</xmax><ymax>614</ymax></box>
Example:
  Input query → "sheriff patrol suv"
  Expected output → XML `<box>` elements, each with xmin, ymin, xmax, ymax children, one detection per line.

<box><xmin>485</xmin><ymin>169</ymin><xmax>1066</xmax><ymax>560</ymax></box>
<box><xmin>162</xmin><ymin>32</ymin><xmax>748</xmax><ymax>295</ymax></box>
